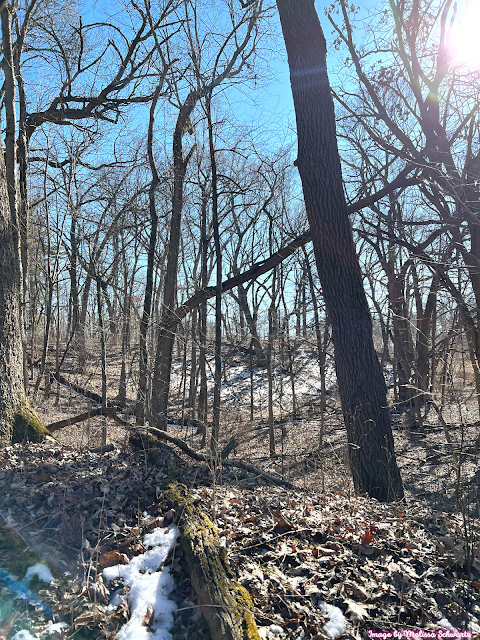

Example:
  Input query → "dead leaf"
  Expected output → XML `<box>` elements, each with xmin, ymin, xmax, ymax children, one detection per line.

<box><xmin>144</xmin><ymin>604</ymin><xmax>154</xmax><ymax>628</ymax></box>
<box><xmin>145</xmin><ymin>516</ymin><xmax>165</xmax><ymax>531</ymax></box>
<box><xmin>274</xmin><ymin>509</ymin><xmax>294</xmax><ymax>531</ymax></box>
<box><xmin>87</xmin><ymin>579</ymin><xmax>109</xmax><ymax>603</ymax></box>
<box><xmin>344</xmin><ymin>599</ymin><xmax>371</xmax><ymax>622</ymax></box>
<box><xmin>344</xmin><ymin>581</ymin><xmax>369</xmax><ymax>601</ymax></box>
<box><xmin>32</xmin><ymin>473</ymin><xmax>52</xmax><ymax>483</ymax></box>
<box><xmin>73</xmin><ymin>611</ymin><xmax>101</xmax><ymax>629</ymax></box>
<box><xmin>99</xmin><ymin>550</ymin><xmax>129</xmax><ymax>568</ymax></box>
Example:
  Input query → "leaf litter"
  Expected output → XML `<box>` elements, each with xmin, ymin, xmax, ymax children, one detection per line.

<box><xmin>0</xmin><ymin>437</ymin><xmax>479</xmax><ymax>640</ymax></box>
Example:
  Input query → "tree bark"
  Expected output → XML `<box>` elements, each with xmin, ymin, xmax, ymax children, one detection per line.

<box><xmin>0</xmin><ymin>123</ymin><xmax>46</xmax><ymax>444</ymax></box>
<box><xmin>207</xmin><ymin>94</ymin><xmax>222</xmax><ymax>456</ymax></box>
<box><xmin>150</xmin><ymin>95</ymin><xmax>196</xmax><ymax>430</ymax></box>
<box><xmin>276</xmin><ymin>0</ymin><xmax>403</xmax><ymax>502</ymax></box>
<box><xmin>136</xmin><ymin>85</ymin><xmax>162</xmax><ymax>425</ymax></box>
<box><xmin>164</xmin><ymin>483</ymin><xmax>262</xmax><ymax>640</ymax></box>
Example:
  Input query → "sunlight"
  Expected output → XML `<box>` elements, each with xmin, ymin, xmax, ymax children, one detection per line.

<box><xmin>448</xmin><ymin>1</ymin><xmax>480</xmax><ymax>68</ymax></box>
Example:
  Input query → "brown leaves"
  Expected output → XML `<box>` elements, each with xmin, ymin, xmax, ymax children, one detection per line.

<box><xmin>143</xmin><ymin>604</ymin><xmax>154</xmax><ymax>628</ymax></box>
<box><xmin>99</xmin><ymin>550</ymin><xmax>129</xmax><ymax>568</ymax></box>
<box><xmin>195</xmin><ymin>484</ymin><xmax>480</xmax><ymax>639</ymax></box>
<box><xmin>73</xmin><ymin>610</ymin><xmax>102</xmax><ymax>629</ymax></box>
<box><xmin>273</xmin><ymin>508</ymin><xmax>294</xmax><ymax>531</ymax></box>
<box><xmin>360</xmin><ymin>526</ymin><xmax>375</xmax><ymax>545</ymax></box>
<box><xmin>32</xmin><ymin>473</ymin><xmax>52</xmax><ymax>483</ymax></box>
<box><xmin>87</xmin><ymin>578</ymin><xmax>109</xmax><ymax>603</ymax></box>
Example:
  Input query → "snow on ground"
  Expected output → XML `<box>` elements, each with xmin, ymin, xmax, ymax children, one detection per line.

<box><xmin>103</xmin><ymin>524</ymin><xmax>178</xmax><ymax>640</ymax></box>
<box><xmin>169</xmin><ymin>346</ymin><xmax>338</xmax><ymax>414</ymax></box>
<box><xmin>318</xmin><ymin>602</ymin><xmax>347</xmax><ymax>639</ymax></box>
<box><xmin>24</xmin><ymin>563</ymin><xmax>55</xmax><ymax>585</ymax></box>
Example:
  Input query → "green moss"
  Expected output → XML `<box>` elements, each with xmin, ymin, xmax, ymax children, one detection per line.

<box><xmin>164</xmin><ymin>482</ymin><xmax>195</xmax><ymax>517</ymax></box>
<box><xmin>168</xmin><ymin>480</ymin><xmax>261</xmax><ymax>638</ymax></box>
<box><xmin>231</xmin><ymin>583</ymin><xmax>262</xmax><ymax>638</ymax></box>
<box><xmin>244</xmin><ymin>610</ymin><xmax>262</xmax><ymax>640</ymax></box>
<box><xmin>11</xmin><ymin>400</ymin><xmax>51</xmax><ymax>444</ymax></box>
<box><xmin>232</xmin><ymin>583</ymin><xmax>253</xmax><ymax>608</ymax></box>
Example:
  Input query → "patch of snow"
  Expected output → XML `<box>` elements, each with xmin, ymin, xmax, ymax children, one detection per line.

<box><xmin>11</xmin><ymin>632</ymin><xmax>37</xmax><ymax>640</ymax></box>
<box><xmin>103</xmin><ymin>525</ymin><xmax>178</xmax><ymax>640</ymax></box>
<box><xmin>270</xmin><ymin>624</ymin><xmax>284</xmax><ymax>635</ymax></box>
<box><xmin>438</xmin><ymin>618</ymin><xmax>457</xmax><ymax>631</ymax></box>
<box><xmin>107</xmin><ymin>587</ymin><xmax>125</xmax><ymax>610</ymax></box>
<box><xmin>24</xmin><ymin>563</ymin><xmax>55</xmax><ymax>584</ymax></box>
<box><xmin>45</xmin><ymin>620</ymin><xmax>69</xmax><ymax>634</ymax></box>
<box><xmin>318</xmin><ymin>601</ymin><xmax>347</xmax><ymax>639</ymax></box>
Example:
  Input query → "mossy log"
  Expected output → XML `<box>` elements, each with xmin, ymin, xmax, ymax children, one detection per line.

<box><xmin>165</xmin><ymin>483</ymin><xmax>261</xmax><ymax>640</ymax></box>
<box><xmin>11</xmin><ymin>399</ymin><xmax>51</xmax><ymax>444</ymax></box>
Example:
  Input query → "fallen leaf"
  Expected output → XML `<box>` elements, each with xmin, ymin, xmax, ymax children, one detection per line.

<box><xmin>32</xmin><ymin>473</ymin><xmax>52</xmax><ymax>483</ymax></box>
<box><xmin>99</xmin><ymin>550</ymin><xmax>129</xmax><ymax>568</ymax></box>
<box><xmin>344</xmin><ymin>599</ymin><xmax>371</xmax><ymax>622</ymax></box>
<box><xmin>144</xmin><ymin>604</ymin><xmax>154</xmax><ymax>627</ymax></box>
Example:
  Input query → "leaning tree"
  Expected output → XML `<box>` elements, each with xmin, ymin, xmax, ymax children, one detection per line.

<box><xmin>275</xmin><ymin>0</ymin><xmax>404</xmax><ymax>501</ymax></box>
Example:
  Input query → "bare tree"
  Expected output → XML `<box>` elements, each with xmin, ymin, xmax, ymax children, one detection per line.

<box><xmin>275</xmin><ymin>0</ymin><xmax>404</xmax><ymax>501</ymax></box>
<box><xmin>151</xmin><ymin>0</ymin><xmax>266</xmax><ymax>430</ymax></box>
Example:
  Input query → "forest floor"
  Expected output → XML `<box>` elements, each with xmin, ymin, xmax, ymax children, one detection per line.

<box><xmin>1</xmin><ymin>341</ymin><xmax>480</xmax><ymax>639</ymax></box>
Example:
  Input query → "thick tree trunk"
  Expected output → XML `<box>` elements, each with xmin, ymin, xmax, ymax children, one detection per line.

<box><xmin>0</xmin><ymin>135</ymin><xmax>47</xmax><ymax>445</ymax></box>
<box><xmin>276</xmin><ymin>0</ymin><xmax>403</xmax><ymax>501</ymax></box>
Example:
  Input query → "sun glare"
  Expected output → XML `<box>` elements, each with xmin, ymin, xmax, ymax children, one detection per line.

<box><xmin>448</xmin><ymin>1</ymin><xmax>480</xmax><ymax>68</ymax></box>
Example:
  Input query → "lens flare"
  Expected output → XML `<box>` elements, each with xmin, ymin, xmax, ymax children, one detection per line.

<box><xmin>448</xmin><ymin>1</ymin><xmax>480</xmax><ymax>68</ymax></box>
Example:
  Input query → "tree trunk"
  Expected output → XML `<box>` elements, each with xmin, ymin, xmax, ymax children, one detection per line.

<box><xmin>151</xmin><ymin>99</ymin><xmax>195</xmax><ymax>430</ymax></box>
<box><xmin>303</xmin><ymin>248</ymin><xmax>328</xmax><ymax>444</ymax></box>
<box><xmin>197</xmin><ymin>184</ymin><xmax>209</xmax><ymax>443</ymax></box>
<box><xmin>266</xmin><ymin>269</ymin><xmax>277</xmax><ymax>457</ymax></box>
<box><xmin>68</xmin><ymin>210</ymin><xmax>80</xmax><ymax>337</ymax></box>
<box><xmin>207</xmin><ymin>94</ymin><xmax>222</xmax><ymax>456</ymax></box>
<box><xmin>188</xmin><ymin>307</ymin><xmax>198</xmax><ymax>418</ymax></box>
<box><xmin>236</xmin><ymin>284</ymin><xmax>266</xmax><ymax>364</ymax></box>
<box><xmin>137</xmin><ymin>85</ymin><xmax>162</xmax><ymax>425</ymax></box>
<box><xmin>95</xmin><ymin>277</ymin><xmax>108</xmax><ymax>410</ymax></box>
<box><xmin>387</xmin><ymin>267</ymin><xmax>415</xmax><ymax>408</ymax></box>
<box><xmin>0</xmin><ymin>131</ymin><xmax>47</xmax><ymax>445</ymax></box>
<box><xmin>276</xmin><ymin>0</ymin><xmax>403</xmax><ymax>501</ymax></box>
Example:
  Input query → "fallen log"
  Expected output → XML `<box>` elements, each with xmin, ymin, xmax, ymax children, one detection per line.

<box><xmin>221</xmin><ymin>435</ymin><xmax>239</xmax><ymax>460</ymax></box>
<box><xmin>51</xmin><ymin>372</ymin><xmax>103</xmax><ymax>405</ymax></box>
<box><xmin>222</xmin><ymin>458</ymin><xmax>295</xmax><ymax>489</ymax></box>
<box><xmin>46</xmin><ymin>407</ymin><xmax>117</xmax><ymax>432</ymax></box>
<box><xmin>144</xmin><ymin>427</ymin><xmax>208</xmax><ymax>462</ymax></box>
<box><xmin>44</xmin><ymin>408</ymin><xmax>295</xmax><ymax>489</ymax></box>
<box><xmin>142</xmin><ymin>426</ymin><xmax>295</xmax><ymax>488</ymax></box>
<box><xmin>164</xmin><ymin>483</ymin><xmax>261</xmax><ymax>640</ymax></box>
